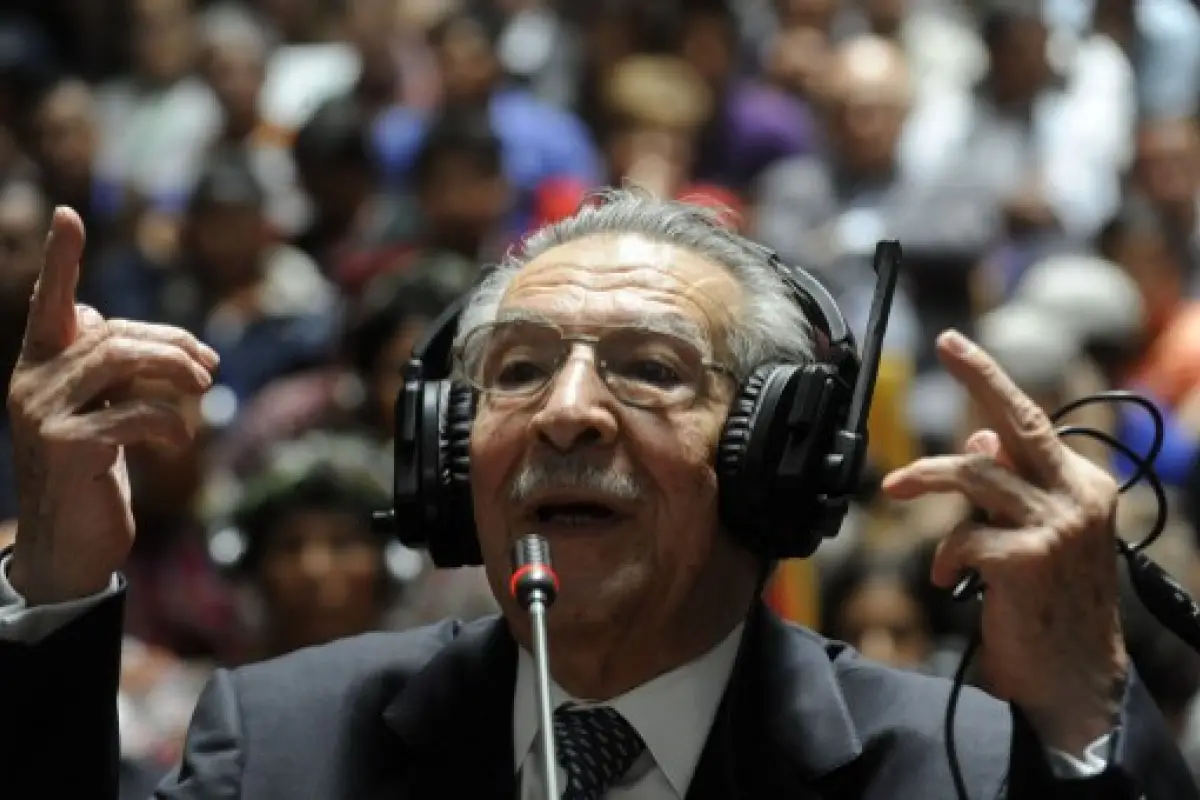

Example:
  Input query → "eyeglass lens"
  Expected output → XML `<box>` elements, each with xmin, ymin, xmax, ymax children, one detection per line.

<box><xmin>463</xmin><ymin>320</ymin><xmax>709</xmax><ymax>408</ymax></box>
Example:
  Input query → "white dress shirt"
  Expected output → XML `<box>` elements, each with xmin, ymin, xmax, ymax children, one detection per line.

<box><xmin>0</xmin><ymin>554</ymin><xmax>1111</xmax><ymax>792</ymax></box>
<box><xmin>514</xmin><ymin>623</ymin><xmax>744</xmax><ymax>800</ymax></box>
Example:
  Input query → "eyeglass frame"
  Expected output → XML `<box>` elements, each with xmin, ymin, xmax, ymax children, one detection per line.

<box><xmin>450</xmin><ymin>312</ymin><xmax>739</xmax><ymax>409</ymax></box>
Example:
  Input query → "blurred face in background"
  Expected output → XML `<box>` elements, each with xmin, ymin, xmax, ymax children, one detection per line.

<box><xmin>1109</xmin><ymin>227</ymin><xmax>1186</xmax><ymax>333</ymax></box>
<box><xmin>346</xmin><ymin>0</ymin><xmax>400</xmax><ymax>86</ymax></box>
<box><xmin>132</xmin><ymin>0</ymin><xmax>198</xmax><ymax>85</ymax></box>
<box><xmin>1134</xmin><ymin>120</ymin><xmax>1200</xmax><ymax>220</ymax></box>
<box><xmin>0</xmin><ymin>183</ymin><xmax>45</xmax><ymax>324</ymax></box>
<box><xmin>206</xmin><ymin>41</ymin><xmax>265</xmax><ymax>134</ymax></box>
<box><xmin>34</xmin><ymin>81</ymin><xmax>97</xmax><ymax>193</ymax></box>
<box><xmin>987</xmin><ymin>17</ymin><xmax>1051</xmax><ymax>107</ymax></box>
<box><xmin>826</xmin><ymin>38</ymin><xmax>910</xmax><ymax>176</ymax></box>
<box><xmin>435</xmin><ymin>18</ymin><xmax>498</xmax><ymax>106</ymax></box>
<box><xmin>255</xmin><ymin>0</ymin><xmax>322</xmax><ymax>41</ymax></box>
<box><xmin>184</xmin><ymin>201</ymin><xmax>266</xmax><ymax>289</ymax></box>
<box><xmin>776</xmin><ymin>0</ymin><xmax>842</xmax><ymax>33</ymax></box>
<box><xmin>834</xmin><ymin>576</ymin><xmax>930</xmax><ymax>669</ymax></box>
<box><xmin>680</xmin><ymin>12</ymin><xmax>735</xmax><ymax>95</ymax></box>
<box><xmin>256</xmin><ymin>509</ymin><xmax>385</xmax><ymax>652</ymax></box>
<box><xmin>417</xmin><ymin>154</ymin><xmax>508</xmax><ymax>253</ymax></box>
<box><xmin>862</xmin><ymin>0</ymin><xmax>908</xmax><ymax>35</ymax></box>
<box><xmin>766</xmin><ymin>26</ymin><xmax>834</xmax><ymax>101</ymax></box>
<box><xmin>606</xmin><ymin>124</ymin><xmax>695</xmax><ymax>195</ymax></box>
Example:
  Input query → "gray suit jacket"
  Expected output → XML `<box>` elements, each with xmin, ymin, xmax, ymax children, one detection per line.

<box><xmin>0</xmin><ymin>586</ymin><xmax>1194</xmax><ymax>799</ymax></box>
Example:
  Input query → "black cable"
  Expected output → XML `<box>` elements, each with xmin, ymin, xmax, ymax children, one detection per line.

<box><xmin>944</xmin><ymin>390</ymin><xmax>1177</xmax><ymax>800</ymax></box>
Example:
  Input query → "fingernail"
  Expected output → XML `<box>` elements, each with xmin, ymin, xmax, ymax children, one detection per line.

<box><xmin>941</xmin><ymin>329</ymin><xmax>969</xmax><ymax>355</ymax></box>
<box><xmin>200</xmin><ymin>344</ymin><xmax>220</xmax><ymax>369</ymax></box>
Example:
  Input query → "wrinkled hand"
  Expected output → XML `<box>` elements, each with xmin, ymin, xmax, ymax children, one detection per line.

<box><xmin>882</xmin><ymin>330</ymin><xmax>1126</xmax><ymax>757</ymax></box>
<box><xmin>6</xmin><ymin>208</ymin><xmax>219</xmax><ymax>606</ymax></box>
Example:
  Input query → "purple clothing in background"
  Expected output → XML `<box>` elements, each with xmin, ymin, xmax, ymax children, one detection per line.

<box><xmin>692</xmin><ymin>81</ymin><xmax>816</xmax><ymax>192</ymax></box>
<box><xmin>372</xmin><ymin>87</ymin><xmax>603</xmax><ymax>235</ymax></box>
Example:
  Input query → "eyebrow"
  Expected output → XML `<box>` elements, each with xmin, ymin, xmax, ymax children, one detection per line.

<box><xmin>493</xmin><ymin>308</ymin><xmax>711</xmax><ymax>347</ymax></box>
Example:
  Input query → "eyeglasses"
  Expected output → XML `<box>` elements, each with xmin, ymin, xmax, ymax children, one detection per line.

<box><xmin>453</xmin><ymin>318</ymin><xmax>735</xmax><ymax>409</ymax></box>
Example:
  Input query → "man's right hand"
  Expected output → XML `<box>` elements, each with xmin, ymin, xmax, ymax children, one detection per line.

<box><xmin>6</xmin><ymin>207</ymin><xmax>219</xmax><ymax>606</ymax></box>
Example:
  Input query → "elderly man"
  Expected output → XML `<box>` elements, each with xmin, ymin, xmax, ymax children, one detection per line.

<box><xmin>0</xmin><ymin>196</ymin><xmax>1196</xmax><ymax>799</ymax></box>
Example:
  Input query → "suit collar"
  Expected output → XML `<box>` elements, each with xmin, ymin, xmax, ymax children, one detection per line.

<box><xmin>383</xmin><ymin>616</ymin><xmax>518</xmax><ymax>797</ymax></box>
<box><xmin>687</xmin><ymin>601</ymin><xmax>861</xmax><ymax>800</ymax></box>
<box><xmin>380</xmin><ymin>603</ymin><xmax>864</xmax><ymax>797</ymax></box>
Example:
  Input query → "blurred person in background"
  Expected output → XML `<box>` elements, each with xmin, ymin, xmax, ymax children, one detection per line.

<box><xmin>1013</xmin><ymin>251</ymin><xmax>1200</xmax><ymax>486</ymax></box>
<box><xmin>818</xmin><ymin>544</ymin><xmax>933</xmax><ymax>672</ymax></box>
<box><xmin>0</xmin><ymin>180</ymin><xmax>48</xmax><ymax>522</ymax></box>
<box><xmin>292</xmin><ymin>93</ymin><xmax>415</xmax><ymax>294</ymax></box>
<box><xmin>562</xmin><ymin>0</ymin><xmax>683</xmax><ymax>137</ymax></box>
<box><xmin>208</xmin><ymin>258</ymin><xmax>478</xmax><ymax>465</ymax></box>
<box><xmin>0</xmin><ymin>18</ymin><xmax>52</xmax><ymax>187</ymax></box>
<box><xmin>204</xmin><ymin>430</ymin><xmax>405</xmax><ymax>661</ymax></box>
<box><xmin>913</xmin><ymin>0</ymin><xmax>1128</xmax><ymax>290</ymax></box>
<box><xmin>763</xmin><ymin>23</ymin><xmax>836</xmax><ymax>106</ymax></box>
<box><xmin>30</xmin><ymin>78</ymin><xmax>118</xmax><ymax>266</ymax></box>
<box><xmin>1044</xmin><ymin>0</ymin><xmax>1200</xmax><ymax>121</ymax></box>
<box><xmin>374</xmin><ymin>6</ymin><xmax>603</xmax><ymax>236</ymax></box>
<box><xmin>203</xmin><ymin>429</ymin><xmax>453</xmax><ymax>662</ymax></box>
<box><xmin>200</xmin><ymin>4</ymin><xmax>309</xmax><ymax>238</ymax></box>
<box><xmin>1099</xmin><ymin>195</ymin><xmax>1200</xmax><ymax>414</ymax></box>
<box><xmin>492</xmin><ymin>0</ymin><xmax>579</xmax><ymax>111</ymax></box>
<box><xmin>397</xmin><ymin>107</ymin><xmax>511</xmax><ymax>271</ymax></box>
<box><xmin>676</xmin><ymin>0</ymin><xmax>817</xmax><ymax>194</ymax></box>
<box><xmin>93</xmin><ymin>0</ymin><xmax>222</xmax><ymax>221</ymax></box>
<box><xmin>120</xmin><ymin>378</ymin><xmax>242</xmax><ymax>663</ymax></box>
<box><xmin>534</xmin><ymin>55</ymin><xmax>747</xmax><ymax>227</ymax></box>
<box><xmin>93</xmin><ymin>148</ymin><xmax>340</xmax><ymax>407</ymax></box>
<box><xmin>1130</xmin><ymin>116</ymin><xmax>1200</xmax><ymax>283</ymax></box>
<box><xmin>754</xmin><ymin>36</ymin><xmax>992</xmax><ymax>360</ymax></box>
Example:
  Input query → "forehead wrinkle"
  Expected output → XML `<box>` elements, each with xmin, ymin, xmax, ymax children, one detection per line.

<box><xmin>506</xmin><ymin>259</ymin><xmax>743</xmax><ymax>338</ymax></box>
<box><xmin>492</xmin><ymin>307</ymin><xmax>710</xmax><ymax>348</ymax></box>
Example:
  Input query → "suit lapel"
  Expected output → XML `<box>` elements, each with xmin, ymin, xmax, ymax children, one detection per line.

<box><xmin>685</xmin><ymin>603</ymin><xmax>865</xmax><ymax>800</ymax></box>
<box><xmin>382</xmin><ymin>616</ymin><xmax>518</xmax><ymax>799</ymax></box>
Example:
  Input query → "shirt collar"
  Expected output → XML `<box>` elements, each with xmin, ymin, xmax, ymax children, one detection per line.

<box><xmin>512</xmin><ymin>623</ymin><xmax>745</xmax><ymax>797</ymax></box>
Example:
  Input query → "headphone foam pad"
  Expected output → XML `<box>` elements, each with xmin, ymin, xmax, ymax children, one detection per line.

<box><xmin>717</xmin><ymin>367</ymin><xmax>771</xmax><ymax>480</ymax></box>
<box><xmin>716</xmin><ymin>365</ymin><xmax>779</xmax><ymax>544</ymax></box>
<box><xmin>443</xmin><ymin>382</ymin><xmax>475</xmax><ymax>489</ymax></box>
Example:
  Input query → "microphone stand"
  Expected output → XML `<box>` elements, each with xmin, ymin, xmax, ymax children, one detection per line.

<box><xmin>511</xmin><ymin>535</ymin><xmax>561</xmax><ymax>799</ymax></box>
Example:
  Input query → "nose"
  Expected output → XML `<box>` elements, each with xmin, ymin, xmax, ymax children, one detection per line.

<box><xmin>528</xmin><ymin>351</ymin><xmax>620</xmax><ymax>453</ymax></box>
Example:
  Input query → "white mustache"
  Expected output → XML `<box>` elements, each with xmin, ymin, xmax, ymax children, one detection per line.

<box><xmin>509</xmin><ymin>456</ymin><xmax>644</xmax><ymax>505</ymax></box>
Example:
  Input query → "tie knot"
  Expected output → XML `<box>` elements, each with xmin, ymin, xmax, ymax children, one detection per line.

<box><xmin>553</xmin><ymin>704</ymin><xmax>646</xmax><ymax>800</ymax></box>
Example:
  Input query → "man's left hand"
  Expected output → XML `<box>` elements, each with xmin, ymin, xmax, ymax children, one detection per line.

<box><xmin>882</xmin><ymin>330</ymin><xmax>1127</xmax><ymax>758</ymax></box>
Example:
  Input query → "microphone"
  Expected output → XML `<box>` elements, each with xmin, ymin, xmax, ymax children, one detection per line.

<box><xmin>510</xmin><ymin>535</ymin><xmax>561</xmax><ymax>799</ymax></box>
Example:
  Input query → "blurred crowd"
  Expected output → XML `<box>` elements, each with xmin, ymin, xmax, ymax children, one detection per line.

<box><xmin>0</xmin><ymin>0</ymin><xmax>1199</xmax><ymax>793</ymax></box>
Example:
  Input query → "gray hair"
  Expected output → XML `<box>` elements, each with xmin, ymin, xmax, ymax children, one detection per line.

<box><xmin>454</xmin><ymin>187</ymin><xmax>814</xmax><ymax>381</ymax></box>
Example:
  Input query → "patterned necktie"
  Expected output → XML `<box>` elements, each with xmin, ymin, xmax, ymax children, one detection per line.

<box><xmin>553</xmin><ymin>703</ymin><xmax>647</xmax><ymax>800</ymax></box>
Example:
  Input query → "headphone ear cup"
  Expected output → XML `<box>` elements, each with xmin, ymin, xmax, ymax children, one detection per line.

<box><xmin>719</xmin><ymin>364</ymin><xmax>821</xmax><ymax>558</ymax></box>
<box><xmin>431</xmin><ymin>382</ymin><xmax>480</xmax><ymax>567</ymax></box>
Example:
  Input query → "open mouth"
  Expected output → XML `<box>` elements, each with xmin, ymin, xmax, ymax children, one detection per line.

<box><xmin>534</xmin><ymin>501</ymin><xmax>621</xmax><ymax>526</ymax></box>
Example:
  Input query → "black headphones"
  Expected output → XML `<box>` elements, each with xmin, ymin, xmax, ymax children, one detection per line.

<box><xmin>377</xmin><ymin>241</ymin><xmax>902</xmax><ymax>567</ymax></box>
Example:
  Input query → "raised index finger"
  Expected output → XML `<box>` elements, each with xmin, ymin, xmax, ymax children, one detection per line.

<box><xmin>936</xmin><ymin>329</ymin><xmax>1063</xmax><ymax>486</ymax></box>
<box><xmin>22</xmin><ymin>207</ymin><xmax>84</xmax><ymax>361</ymax></box>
